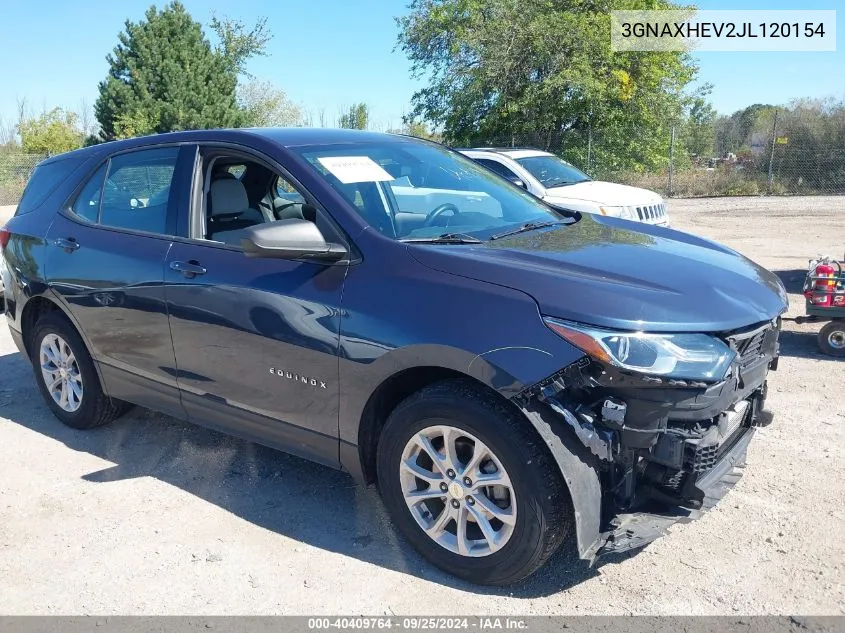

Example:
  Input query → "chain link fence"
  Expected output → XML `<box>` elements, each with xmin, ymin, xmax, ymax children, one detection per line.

<box><xmin>3</xmin><ymin>105</ymin><xmax>844</xmax><ymax>205</ymax></box>
<box><xmin>0</xmin><ymin>153</ymin><xmax>47</xmax><ymax>206</ymax></box>
<box><xmin>464</xmin><ymin>107</ymin><xmax>845</xmax><ymax>198</ymax></box>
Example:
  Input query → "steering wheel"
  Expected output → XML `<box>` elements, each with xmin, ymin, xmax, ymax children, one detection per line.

<box><xmin>424</xmin><ymin>203</ymin><xmax>460</xmax><ymax>227</ymax></box>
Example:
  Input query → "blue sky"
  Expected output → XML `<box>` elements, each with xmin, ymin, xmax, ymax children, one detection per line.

<box><xmin>0</xmin><ymin>0</ymin><xmax>841</xmax><ymax>131</ymax></box>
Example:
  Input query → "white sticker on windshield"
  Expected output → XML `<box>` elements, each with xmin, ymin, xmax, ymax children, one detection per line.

<box><xmin>317</xmin><ymin>156</ymin><xmax>394</xmax><ymax>184</ymax></box>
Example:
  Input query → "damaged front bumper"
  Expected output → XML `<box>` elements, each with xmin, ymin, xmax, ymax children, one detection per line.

<box><xmin>596</xmin><ymin>423</ymin><xmax>755</xmax><ymax>558</ymax></box>
<box><xmin>515</xmin><ymin>318</ymin><xmax>780</xmax><ymax>563</ymax></box>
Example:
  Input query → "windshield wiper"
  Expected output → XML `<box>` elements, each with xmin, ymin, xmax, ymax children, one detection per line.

<box><xmin>490</xmin><ymin>220</ymin><xmax>564</xmax><ymax>241</ymax></box>
<box><xmin>544</xmin><ymin>178</ymin><xmax>589</xmax><ymax>188</ymax></box>
<box><xmin>400</xmin><ymin>232</ymin><xmax>483</xmax><ymax>244</ymax></box>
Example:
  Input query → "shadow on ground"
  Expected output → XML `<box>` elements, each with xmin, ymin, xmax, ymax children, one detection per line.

<box><xmin>0</xmin><ymin>348</ymin><xmax>625</xmax><ymax>598</ymax></box>
<box><xmin>778</xmin><ymin>330</ymin><xmax>823</xmax><ymax>360</ymax></box>
<box><xmin>773</xmin><ymin>269</ymin><xmax>808</xmax><ymax>295</ymax></box>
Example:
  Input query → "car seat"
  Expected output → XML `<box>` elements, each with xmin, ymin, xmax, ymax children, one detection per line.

<box><xmin>207</xmin><ymin>177</ymin><xmax>265</xmax><ymax>245</ymax></box>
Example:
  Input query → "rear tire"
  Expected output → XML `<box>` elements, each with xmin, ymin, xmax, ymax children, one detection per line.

<box><xmin>30</xmin><ymin>311</ymin><xmax>127</xmax><ymax>430</ymax></box>
<box><xmin>376</xmin><ymin>380</ymin><xmax>572</xmax><ymax>585</ymax></box>
<box><xmin>818</xmin><ymin>321</ymin><xmax>845</xmax><ymax>357</ymax></box>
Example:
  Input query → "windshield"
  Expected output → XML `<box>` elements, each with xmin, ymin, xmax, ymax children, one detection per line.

<box><xmin>294</xmin><ymin>140</ymin><xmax>569</xmax><ymax>241</ymax></box>
<box><xmin>516</xmin><ymin>155</ymin><xmax>591</xmax><ymax>188</ymax></box>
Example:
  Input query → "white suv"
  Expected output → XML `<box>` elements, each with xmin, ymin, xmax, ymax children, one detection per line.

<box><xmin>460</xmin><ymin>148</ymin><xmax>668</xmax><ymax>226</ymax></box>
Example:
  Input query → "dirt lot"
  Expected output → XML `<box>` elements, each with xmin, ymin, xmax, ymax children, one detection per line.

<box><xmin>0</xmin><ymin>196</ymin><xmax>843</xmax><ymax>615</ymax></box>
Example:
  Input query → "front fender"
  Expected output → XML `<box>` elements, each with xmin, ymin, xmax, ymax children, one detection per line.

<box><xmin>337</xmin><ymin>246</ymin><xmax>585</xmax><ymax>446</ymax></box>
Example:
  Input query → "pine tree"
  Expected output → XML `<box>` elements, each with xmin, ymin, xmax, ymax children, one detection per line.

<box><xmin>94</xmin><ymin>1</ymin><xmax>245</xmax><ymax>140</ymax></box>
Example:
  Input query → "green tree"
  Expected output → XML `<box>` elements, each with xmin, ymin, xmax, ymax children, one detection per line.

<box><xmin>18</xmin><ymin>108</ymin><xmax>83</xmax><ymax>155</ymax></box>
<box><xmin>771</xmin><ymin>98</ymin><xmax>845</xmax><ymax>191</ymax></box>
<box><xmin>210</xmin><ymin>14</ymin><xmax>272</xmax><ymax>77</ymax></box>
<box><xmin>238</xmin><ymin>79</ymin><xmax>303</xmax><ymax>127</ymax></box>
<box><xmin>338</xmin><ymin>103</ymin><xmax>369</xmax><ymax>130</ymax></box>
<box><xmin>94</xmin><ymin>2</ymin><xmax>269</xmax><ymax>140</ymax></box>
<box><xmin>397</xmin><ymin>0</ymin><xmax>700</xmax><ymax>172</ymax></box>
<box><xmin>388</xmin><ymin>120</ymin><xmax>443</xmax><ymax>142</ymax></box>
<box><xmin>714</xmin><ymin>104</ymin><xmax>777</xmax><ymax>156</ymax></box>
<box><xmin>682</xmin><ymin>93</ymin><xmax>717</xmax><ymax>158</ymax></box>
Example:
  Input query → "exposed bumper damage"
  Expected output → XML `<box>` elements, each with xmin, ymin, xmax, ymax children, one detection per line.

<box><xmin>515</xmin><ymin>318</ymin><xmax>781</xmax><ymax>562</ymax></box>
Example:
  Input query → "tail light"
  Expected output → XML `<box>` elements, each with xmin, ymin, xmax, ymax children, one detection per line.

<box><xmin>0</xmin><ymin>227</ymin><xmax>10</xmax><ymax>249</ymax></box>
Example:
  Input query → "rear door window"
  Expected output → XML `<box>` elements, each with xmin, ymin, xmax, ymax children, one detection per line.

<box><xmin>71</xmin><ymin>163</ymin><xmax>107</xmax><ymax>223</ymax></box>
<box><xmin>100</xmin><ymin>148</ymin><xmax>178</xmax><ymax>234</ymax></box>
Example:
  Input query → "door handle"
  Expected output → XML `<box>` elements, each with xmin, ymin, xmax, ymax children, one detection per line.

<box><xmin>53</xmin><ymin>237</ymin><xmax>80</xmax><ymax>252</ymax></box>
<box><xmin>169</xmin><ymin>260</ymin><xmax>207</xmax><ymax>278</ymax></box>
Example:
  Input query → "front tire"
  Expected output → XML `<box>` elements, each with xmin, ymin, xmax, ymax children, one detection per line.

<box><xmin>376</xmin><ymin>380</ymin><xmax>572</xmax><ymax>585</ymax></box>
<box><xmin>30</xmin><ymin>311</ymin><xmax>127</xmax><ymax>430</ymax></box>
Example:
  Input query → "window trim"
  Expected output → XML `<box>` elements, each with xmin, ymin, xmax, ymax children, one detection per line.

<box><xmin>61</xmin><ymin>142</ymin><xmax>193</xmax><ymax>241</ymax></box>
<box><xmin>178</xmin><ymin>142</ymin><xmax>360</xmax><ymax>264</ymax></box>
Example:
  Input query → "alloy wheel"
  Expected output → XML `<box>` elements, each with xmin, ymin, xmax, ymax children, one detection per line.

<box><xmin>39</xmin><ymin>333</ymin><xmax>83</xmax><ymax>413</ymax></box>
<box><xmin>399</xmin><ymin>425</ymin><xmax>517</xmax><ymax>557</ymax></box>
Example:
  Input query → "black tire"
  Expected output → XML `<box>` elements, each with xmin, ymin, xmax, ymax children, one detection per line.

<box><xmin>818</xmin><ymin>321</ymin><xmax>845</xmax><ymax>357</ymax></box>
<box><xmin>30</xmin><ymin>311</ymin><xmax>127</xmax><ymax>430</ymax></box>
<box><xmin>376</xmin><ymin>380</ymin><xmax>572</xmax><ymax>585</ymax></box>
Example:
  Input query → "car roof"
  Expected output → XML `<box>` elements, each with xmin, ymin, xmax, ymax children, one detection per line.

<box><xmin>459</xmin><ymin>147</ymin><xmax>554</xmax><ymax>160</ymax></box>
<box><xmin>40</xmin><ymin>128</ymin><xmax>418</xmax><ymax>165</ymax></box>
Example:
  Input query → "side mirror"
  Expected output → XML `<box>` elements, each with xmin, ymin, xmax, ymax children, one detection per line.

<box><xmin>241</xmin><ymin>219</ymin><xmax>347</xmax><ymax>262</ymax></box>
<box><xmin>508</xmin><ymin>176</ymin><xmax>526</xmax><ymax>189</ymax></box>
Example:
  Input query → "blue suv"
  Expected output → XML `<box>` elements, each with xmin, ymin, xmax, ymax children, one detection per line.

<box><xmin>1</xmin><ymin>129</ymin><xmax>788</xmax><ymax>585</ymax></box>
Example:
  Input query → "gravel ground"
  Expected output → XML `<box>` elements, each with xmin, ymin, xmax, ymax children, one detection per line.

<box><xmin>0</xmin><ymin>196</ymin><xmax>843</xmax><ymax>615</ymax></box>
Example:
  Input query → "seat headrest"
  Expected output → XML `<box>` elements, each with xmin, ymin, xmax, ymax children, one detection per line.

<box><xmin>210</xmin><ymin>178</ymin><xmax>249</xmax><ymax>215</ymax></box>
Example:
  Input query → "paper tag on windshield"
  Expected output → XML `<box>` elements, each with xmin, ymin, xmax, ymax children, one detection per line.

<box><xmin>317</xmin><ymin>156</ymin><xmax>394</xmax><ymax>184</ymax></box>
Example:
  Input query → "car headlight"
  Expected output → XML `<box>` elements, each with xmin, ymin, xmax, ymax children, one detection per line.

<box><xmin>599</xmin><ymin>205</ymin><xmax>636</xmax><ymax>220</ymax></box>
<box><xmin>544</xmin><ymin>318</ymin><xmax>736</xmax><ymax>381</ymax></box>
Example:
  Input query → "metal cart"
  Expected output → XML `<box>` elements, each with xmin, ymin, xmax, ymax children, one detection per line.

<box><xmin>794</xmin><ymin>257</ymin><xmax>845</xmax><ymax>357</ymax></box>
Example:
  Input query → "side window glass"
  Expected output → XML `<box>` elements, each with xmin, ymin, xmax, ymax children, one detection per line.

<box><xmin>205</xmin><ymin>158</ymin><xmax>328</xmax><ymax>245</ymax></box>
<box><xmin>227</xmin><ymin>164</ymin><xmax>246</xmax><ymax>179</ymax></box>
<box><xmin>477</xmin><ymin>159</ymin><xmax>515</xmax><ymax>179</ymax></box>
<box><xmin>269</xmin><ymin>172</ymin><xmax>341</xmax><ymax>244</ymax></box>
<box><xmin>17</xmin><ymin>156</ymin><xmax>81</xmax><ymax>215</ymax></box>
<box><xmin>71</xmin><ymin>163</ymin><xmax>107</xmax><ymax>223</ymax></box>
<box><xmin>274</xmin><ymin>175</ymin><xmax>305</xmax><ymax>202</ymax></box>
<box><xmin>100</xmin><ymin>147</ymin><xmax>178</xmax><ymax>234</ymax></box>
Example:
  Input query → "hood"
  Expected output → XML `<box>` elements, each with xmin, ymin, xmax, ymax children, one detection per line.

<box><xmin>407</xmin><ymin>215</ymin><xmax>788</xmax><ymax>333</ymax></box>
<box><xmin>544</xmin><ymin>180</ymin><xmax>661</xmax><ymax>205</ymax></box>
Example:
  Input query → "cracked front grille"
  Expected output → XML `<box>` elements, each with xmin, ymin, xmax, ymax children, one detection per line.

<box><xmin>726</xmin><ymin>322</ymin><xmax>778</xmax><ymax>368</ymax></box>
<box><xmin>736</xmin><ymin>330</ymin><xmax>767</xmax><ymax>366</ymax></box>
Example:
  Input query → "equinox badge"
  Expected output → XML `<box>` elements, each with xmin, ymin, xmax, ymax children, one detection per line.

<box><xmin>270</xmin><ymin>367</ymin><xmax>327</xmax><ymax>389</ymax></box>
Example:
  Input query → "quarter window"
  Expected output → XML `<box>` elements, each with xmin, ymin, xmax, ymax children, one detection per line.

<box><xmin>17</xmin><ymin>155</ymin><xmax>81</xmax><ymax>215</ymax></box>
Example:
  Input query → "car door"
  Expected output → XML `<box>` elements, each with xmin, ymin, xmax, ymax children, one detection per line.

<box><xmin>45</xmin><ymin>145</ymin><xmax>194</xmax><ymax>419</ymax></box>
<box><xmin>163</xmin><ymin>147</ymin><xmax>348</xmax><ymax>468</ymax></box>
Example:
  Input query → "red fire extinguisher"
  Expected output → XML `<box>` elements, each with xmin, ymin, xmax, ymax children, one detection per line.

<box><xmin>805</xmin><ymin>260</ymin><xmax>840</xmax><ymax>307</ymax></box>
